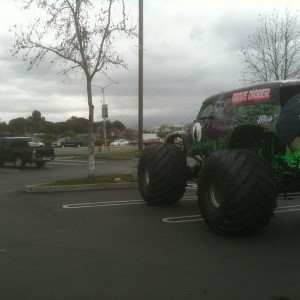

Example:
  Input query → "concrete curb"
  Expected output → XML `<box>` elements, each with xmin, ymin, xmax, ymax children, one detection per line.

<box><xmin>24</xmin><ymin>182</ymin><xmax>138</xmax><ymax>193</ymax></box>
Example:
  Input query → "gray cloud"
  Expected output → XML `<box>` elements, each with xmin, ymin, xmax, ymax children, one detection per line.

<box><xmin>1</xmin><ymin>0</ymin><xmax>298</xmax><ymax>129</ymax></box>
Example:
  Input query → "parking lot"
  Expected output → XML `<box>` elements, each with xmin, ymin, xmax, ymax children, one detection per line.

<box><xmin>1</xmin><ymin>158</ymin><xmax>300</xmax><ymax>300</ymax></box>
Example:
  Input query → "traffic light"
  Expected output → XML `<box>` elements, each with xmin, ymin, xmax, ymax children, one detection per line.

<box><xmin>102</xmin><ymin>104</ymin><xmax>108</xmax><ymax>118</ymax></box>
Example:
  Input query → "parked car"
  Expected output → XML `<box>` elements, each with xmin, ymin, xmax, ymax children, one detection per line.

<box><xmin>16</xmin><ymin>137</ymin><xmax>45</xmax><ymax>147</ymax></box>
<box><xmin>110</xmin><ymin>139</ymin><xmax>129</xmax><ymax>146</ymax></box>
<box><xmin>52</xmin><ymin>137</ymin><xmax>83</xmax><ymax>148</ymax></box>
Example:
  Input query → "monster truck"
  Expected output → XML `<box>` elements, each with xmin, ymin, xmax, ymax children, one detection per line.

<box><xmin>138</xmin><ymin>80</ymin><xmax>300</xmax><ymax>235</ymax></box>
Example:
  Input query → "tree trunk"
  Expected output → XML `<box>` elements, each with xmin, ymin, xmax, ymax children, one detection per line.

<box><xmin>87</xmin><ymin>77</ymin><xmax>95</xmax><ymax>178</ymax></box>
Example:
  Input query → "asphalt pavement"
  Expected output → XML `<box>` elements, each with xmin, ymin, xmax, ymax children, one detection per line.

<box><xmin>1</xmin><ymin>158</ymin><xmax>300</xmax><ymax>300</ymax></box>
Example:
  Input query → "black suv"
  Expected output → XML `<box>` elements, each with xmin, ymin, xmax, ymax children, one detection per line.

<box><xmin>52</xmin><ymin>137</ymin><xmax>83</xmax><ymax>148</ymax></box>
<box><xmin>138</xmin><ymin>80</ymin><xmax>300</xmax><ymax>235</ymax></box>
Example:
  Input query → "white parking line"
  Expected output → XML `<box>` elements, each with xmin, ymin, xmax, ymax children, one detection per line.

<box><xmin>162</xmin><ymin>204</ymin><xmax>300</xmax><ymax>223</ymax></box>
<box><xmin>63</xmin><ymin>195</ymin><xmax>197</xmax><ymax>209</ymax></box>
<box><xmin>56</xmin><ymin>159</ymin><xmax>106</xmax><ymax>163</ymax></box>
<box><xmin>63</xmin><ymin>199</ymin><xmax>144</xmax><ymax>209</ymax></box>
<box><xmin>162</xmin><ymin>215</ymin><xmax>203</xmax><ymax>223</ymax></box>
<box><xmin>0</xmin><ymin>169</ymin><xmax>19</xmax><ymax>172</ymax></box>
<box><xmin>277</xmin><ymin>192</ymin><xmax>300</xmax><ymax>200</ymax></box>
<box><xmin>275</xmin><ymin>204</ymin><xmax>300</xmax><ymax>213</ymax></box>
<box><xmin>49</xmin><ymin>160</ymin><xmax>106</xmax><ymax>166</ymax></box>
<box><xmin>62</xmin><ymin>194</ymin><xmax>300</xmax><ymax>225</ymax></box>
<box><xmin>182</xmin><ymin>196</ymin><xmax>198</xmax><ymax>201</ymax></box>
<box><xmin>49</xmin><ymin>162</ymin><xmax>83</xmax><ymax>166</ymax></box>
<box><xmin>187</xmin><ymin>183</ymin><xmax>197</xmax><ymax>190</ymax></box>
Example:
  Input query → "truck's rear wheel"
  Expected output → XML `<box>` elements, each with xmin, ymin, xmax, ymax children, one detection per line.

<box><xmin>197</xmin><ymin>149</ymin><xmax>276</xmax><ymax>235</ymax></box>
<box><xmin>14</xmin><ymin>156</ymin><xmax>26</xmax><ymax>168</ymax></box>
<box><xmin>138</xmin><ymin>143</ymin><xmax>187</xmax><ymax>205</ymax></box>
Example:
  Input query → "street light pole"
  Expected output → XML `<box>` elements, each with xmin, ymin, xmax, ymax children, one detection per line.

<box><xmin>138</xmin><ymin>0</ymin><xmax>144</xmax><ymax>155</ymax></box>
<box><xmin>92</xmin><ymin>82</ymin><xmax>118</xmax><ymax>147</ymax></box>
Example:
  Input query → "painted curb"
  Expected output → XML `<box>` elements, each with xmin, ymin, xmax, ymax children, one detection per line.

<box><xmin>24</xmin><ymin>182</ymin><xmax>138</xmax><ymax>193</ymax></box>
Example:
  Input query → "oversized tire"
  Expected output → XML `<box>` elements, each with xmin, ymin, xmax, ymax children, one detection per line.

<box><xmin>138</xmin><ymin>143</ymin><xmax>187</xmax><ymax>205</ymax></box>
<box><xmin>197</xmin><ymin>149</ymin><xmax>277</xmax><ymax>235</ymax></box>
<box><xmin>14</xmin><ymin>156</ymin><xmax>26</xmax><ymax>168</ymax></box>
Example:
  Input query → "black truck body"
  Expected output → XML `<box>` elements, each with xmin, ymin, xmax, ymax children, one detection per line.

<box><xmin>0</xmin><ymin>137</ymin><xmax>55</xmax><ymax>168</ymax></box>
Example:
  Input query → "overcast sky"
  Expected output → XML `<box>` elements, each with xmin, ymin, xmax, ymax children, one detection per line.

<box><xmin>0</xmin><ymin>0</ymin><xmax>300</xmax><ymax>129</ymax></box>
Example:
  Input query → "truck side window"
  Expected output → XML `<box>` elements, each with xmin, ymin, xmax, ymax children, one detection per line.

<box><xmin>10</xmin><ymin>140</ymin><xmax>27</xmax><ymax>147</ymax></box>
<box><xmin>198</xmin><ymin>103</ymin><xmax>214</xmax><ymax>120</ymax></box>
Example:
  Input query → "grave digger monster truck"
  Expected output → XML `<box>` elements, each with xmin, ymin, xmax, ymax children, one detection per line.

<box><xmin>138</xmin><ymin>80</ymin><xmax>300</xmax><ymax>235</ymax></box>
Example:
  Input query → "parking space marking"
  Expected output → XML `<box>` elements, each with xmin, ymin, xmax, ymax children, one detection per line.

<box><xmin>63</xmin><ymin>199</ymin><xmax>144</xmax><ymax>209</ymax></box>
<box><xmin>162</xmin><ymin>204</ymin><xmax>300</xmax><ymax>223</ymax></box>
<box><xmin>63</xmin><ymin>195</ymin><xmax>197</xmax><ymax>209</ymax></box>
<box><xmin>49</xmin><ymin>162</ymin><xmax>83</xmax><ymax>166</ymax></box>
<box><xmin>49</xmin><ymin>160</ymin><xmax>106</xmax><ymax>166</ymax></box>
<box><xmin>62</xmin><ymin>195</ymin><xmax>300</xmax><ymax>225</ymax></box>
<box><xmin>187</xmin><ymin>183</ymin><xmax>197</xmax><ymax>190</ymax></box>
<box><xmin>56</xmin><ymin>159</ymin><xmax>106</xmax><ymax>163</ymax></box>
<box><xmin>162</xmin><ymin>215</ymin><xmax>203</xmax><ymax>223</ymax></box>
<box><xmin>182</xmin><ymin>196</ymin><xmax>197</xmax><ymax>201</ymax></box>
<box><xmin>277</xmin><ymin>192</ymin><xmax>300</xmax><ymax>200</ymax></box>
<box><xmin>275</xmin><ymin>204</ymin><xmax>300</xmax><ymax>213</ymax></box>
<box><xmin>0</xmin><ymin>168</ymin><xmax>19</xmax><ymax>172</ymax></box>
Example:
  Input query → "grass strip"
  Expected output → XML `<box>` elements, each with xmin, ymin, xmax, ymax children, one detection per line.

<box><xmin>95</xmin><ymin>151</ymin><xmax>138</xmax><ymax>159</ymax></box>
<box><xmin>43</xmin><ymin>173</ymin><xmax>136</xmax><ymax>186</ymax></box>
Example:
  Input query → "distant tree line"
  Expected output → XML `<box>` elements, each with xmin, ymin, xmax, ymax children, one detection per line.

<box><xmin>0</xmin><ymin>110</ymin><xmax>133</xmax><ymax>142</ymax></box>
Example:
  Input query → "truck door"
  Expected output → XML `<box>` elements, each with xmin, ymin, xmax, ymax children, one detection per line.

<box><xmin>0</xmin><ymin>139</ymin><xmax>10</xmax><ymax>161</ymax></box>
<box><xmin>198</xmin><ymin>98</ymin><xmax>231</xmax><ymax>141</ymax></box>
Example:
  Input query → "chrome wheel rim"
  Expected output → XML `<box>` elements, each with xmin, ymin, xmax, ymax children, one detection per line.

<box><xmin>209</xmin><ymin>175</ymin><xmax>223</xmax><ymax>208</ymax></box>
<box><xmin>144</xmin><ymin>167</ymin><xmax>150</xmax><ymax>186</ymax></box>
<box><xmin>15</xmin><ymin>158</ymin><xmax>22</xmax><ymax>167</ymax></box>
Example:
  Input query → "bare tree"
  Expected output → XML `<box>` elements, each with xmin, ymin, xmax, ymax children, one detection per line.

<box><xmin>241</xmin><ymin>9</ymin><xmax>300</xmax><ymax>84</ymax></box>
<box><xmin>9</xmin><ymin>0</ymin><xmax>136</xmax><ymax>178</ymax></box>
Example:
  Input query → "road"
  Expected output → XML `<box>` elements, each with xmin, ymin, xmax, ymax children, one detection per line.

<box><xmin>1</xmin><ymin>158</ymin><xmax>300</xmax><ymax>300</ymax></box>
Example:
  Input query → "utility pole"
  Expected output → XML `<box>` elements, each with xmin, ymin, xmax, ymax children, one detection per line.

<box><xmin>138</xmin><ymin>0</ymin><xmax>144</xmax><ymax>155</ymax></box>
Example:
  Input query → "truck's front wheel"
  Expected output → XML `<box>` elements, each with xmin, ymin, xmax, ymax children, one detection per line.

<box><xmin>138</xmin><ymin>143</ymin><xmax>187</xmax><ymax>205</ymax></box>
<box><xmin>197</xmin><ymin>149</ymin><xmax>277</xmax><ymax>235</ymax></box>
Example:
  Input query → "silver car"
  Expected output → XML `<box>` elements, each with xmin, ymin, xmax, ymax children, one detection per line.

<box><xmin>16</xmin><ymin>137</ymin><xmax>45</xmax><ymax>147</ymax></box>
<box><xmin>110</xmin><ymin>139</ymin><xmax>129</xmax><ymax>146</ymax></box>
